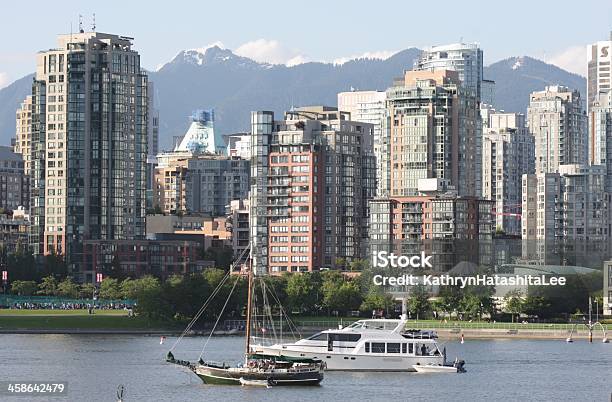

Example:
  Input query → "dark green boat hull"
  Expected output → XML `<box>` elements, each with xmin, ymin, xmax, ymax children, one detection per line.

<box><xmin>195</xmin><ymin>365</ymin><xmax>323</xmax><ymax>386</ymax></box>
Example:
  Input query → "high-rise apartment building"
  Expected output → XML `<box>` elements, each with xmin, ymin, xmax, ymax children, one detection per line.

<box><xmin>369</xmin><ymin>179</ymin><xmax>494</xmax><ymax>272</ymax></box>
<box><xmin>527</xmin><ymin>86</ymin><xmax>587</xmax><ymax>174</ymax></box>
<box><xmin>28</xmin><ymin>31</ymin><xmax>148</xmax><ymax>281</ymax></box>
<box><xmin>226</xmin><ymin>133</ymin><xmax>251</xmax><ymax>160</ymax></box>
<box><xmin>588</xmin><ymin>91</ymin><xmax>612</xmax><ymax>191</ymax></box>
<box><xmin>0</xmin><ymin>147</ymin><xmax>29</xmax><ymax>211</ymax></box>
<box><xmin>338</xmin><ymin>91</ymin><xmax>388</xmax><ymax>195</ymax></box>
<box><xmin>385</xmin><ymin>70</ymin><xmax>481</xmax><ymax>197</ymax></box>
<box><xmin>415</xmin><ymin>43</ymin><xmax>485</xmax><ymax>100</ymax></box>
<box><xmin>250</xmin><ymin>106</ymin><xmax>376</xmax><ymax>274</ymax></box>
<box><xmin>522</xmin><ymin>164</ymin><xmax>609</xmax><ymax>242</ymax></box>
<box><xmin>228</xmin><ymin>199</ymin><xmax>250</xmax><ymax>264</ymax></box>
<box><xmin>153</xmin><ymin>110</ymin><xmax>249</xmax><ymax>216</ymax></box>
<box><xmin>153</xmin><ymin>152</ymin><xmax>249</xmax><ymax>216</ymax></box>
<box><xmin>146</xmin><ymin>82</ymin><xmax>160</xmax><ymax>208</ymax></box>
<box><xmin>14</xmin><ymin>96</ymin><xmax>33</xmax><ymax>175</ymax></box>
<box><xmin>587</xmin><ymin>32</ymin><xmax>612</xmax><ymax>110</ymax></box>
<box><xmin>482</xmin><ymin>111</ymin><xmax>535</xmax><ymax>235</ymax></box>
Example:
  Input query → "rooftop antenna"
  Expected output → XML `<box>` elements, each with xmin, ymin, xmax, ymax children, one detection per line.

<box><xmin>92</xmin><ymin>13</ymin><xmax>96</xmax><ymax>31</ymax></box>
<box><xmin>78</xmin><ymin>14</ymin><xmax>84</xmax><ymax>33</ymax></box>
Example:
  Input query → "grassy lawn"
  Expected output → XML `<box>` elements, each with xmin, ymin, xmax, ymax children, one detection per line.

<box><xmin>0</xmin><ymin>309</ymin><xmax>128</xmax><ymax>316</ymax></box>
<box><xmin>0</xmin><ymin>309</ymin><xmax>180</xmax><ymax>331</ymax></box>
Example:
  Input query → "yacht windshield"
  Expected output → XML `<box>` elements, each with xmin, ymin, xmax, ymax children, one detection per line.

<box><xmin>346</xmin><ymin>320</ymin><xmax>400</xmax><ymax>330</ymax></box>
<box><xmin>306</xmin><ymin>332</ymin><xmax>327</xmax><ymax>341</ymax></box>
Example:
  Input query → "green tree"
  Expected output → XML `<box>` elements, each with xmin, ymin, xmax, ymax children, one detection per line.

<box><xmin>286</xmin><ymin>273</ymin><xmax>318</xmax><ymax>314</ymax></box>
<box><xmin>201</xmin><ymin>246</ymin><xmax>234</xmax><ymax>270</ymax></box>
<box><xmin>360</xmin><ymin>290</ymin><xmax>394</xmax><ymax>314</ymax></box>
<box><xmin>522</xmin><ymin>295</ymin><xmax>551</xmax><ymax>317</ymax></box>
<box><xmin>120</xmin><ymin>276</ymin><xmax>160</xmax><ymax>300</ymax></box>
<box><xmin>42</xmin><ymin>252</ymin><xmax>68</xmax><ymax>279</ymax></box>
<box><xmin>504</xmin><ymin>290</ymin><xmax>524</xmax><ymax>323</ymax></box>
<box><xmin>321</xmin><ymin>270</ymin><xmax>344</xmax><ymax>314</ymax></box>
<box><xmin>99</xmin><ymin>278</ymin><xmax>122</xmax><ymax>300</ymax></box>
<box><xmin>262</xmin><ymin>275</ymin><xmax>288</xmax><ymax>307</ymax></box>
<box><xmin>348</xmin><ymin>259</ymin><xmax>369</xmax><ymax>272</ymax></box>
<box><xmin>135</xmin><ymin>282</ymin><xmax>173</xmax><ymax>321</ymax></box>
<box><xmin>437</xmin><ymin>285</ymin><xmax>463</xmax><ymax>317</ymax></box>
<box><xmin>101</xmin><ymin>255</ymin><xmax>126</xmax><ymax>280</ymax></box>
<box><xmin>79</xmin><ymin>283</ymin><xmax>96</xmax><ymax>299</ymax></box>
<box><xmin>57</xmin><ymin>277</ymin><xmax>80</xmax><ymax>298</ymax></box>
<box><xmin>526</xmin><ymin>274</ymin><xmax>593</xmax><ymax>318</ymax></box>
<box><xmin>38</xmin><ymin>276</ymin><xmax>59</xmax><ymax>296</ymax></box>
<box><xmin>461</xmin><ymin>284</ymin><xmax>496</xmax><ymax>320</ymax></box>
<box><xmin>6</xmin><ymin>248</ymin><xmax>37</xmax><ymax>282</ymax></box>
<box><xmin>324</xmin><ymin>281</ymin><xmax>362</xmax><ymax>316</ymax></box>
<box><xmin>407</xmin><ymin>285</ymin><xmax>430</xmax><ymax>319</ymax></box>
<box><xmin>10</xmin><ymin>280</ymin><xmax>37</xmax><ymax>296</ymax></box>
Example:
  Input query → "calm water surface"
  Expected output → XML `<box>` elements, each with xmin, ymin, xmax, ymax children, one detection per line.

<box><xmin>0</xmin><ymin>334</ymin><xmax>610</xmax><ymax>401</ymax></box>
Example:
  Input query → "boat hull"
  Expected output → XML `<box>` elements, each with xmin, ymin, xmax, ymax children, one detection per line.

<box><xmin>413</xmin><ymin>364</ymin><xmax>459</xmax><ymax>373</ymax></box>
<box><xmin>252</xmin><ymin>345</ymin><xmax>444</xmax><ymax>371</ymax></box>
<box><xmin>195</xmin><ymin>365</ymin><xmax>323</xmax><ymax>386</ymax></box>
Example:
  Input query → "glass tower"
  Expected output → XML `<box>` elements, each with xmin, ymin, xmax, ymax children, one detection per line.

<box><xmin>29</xmin><ymin>32</ymin><xmax>148</xmax><ymax>282</ymax></box>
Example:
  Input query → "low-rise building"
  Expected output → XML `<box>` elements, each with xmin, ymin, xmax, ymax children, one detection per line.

<box><xmin>0</xmin><ymin>211</ymin><xmax>29</xmax><ymax>254</ymax></box>
<box><xmin>146</xmin><ymin>214</ymin><xmax>231</xmax><ymax>251</ymax></box>
<box><xmin>83</xmin><ymin>239</ymin><xmax>201</xmax><ymax>279</ymax></box>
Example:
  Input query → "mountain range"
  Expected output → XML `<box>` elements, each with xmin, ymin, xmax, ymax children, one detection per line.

<box><xmin>0</xmin><ymin>46</ymin><xmax>587</xmax><ymax>149</ymax></box>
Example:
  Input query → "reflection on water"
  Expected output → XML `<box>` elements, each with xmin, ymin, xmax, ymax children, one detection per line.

<box><xmin>0</xmin><ymin>335</ymin><xmax>610</xmax><ymax>401</ymax></box>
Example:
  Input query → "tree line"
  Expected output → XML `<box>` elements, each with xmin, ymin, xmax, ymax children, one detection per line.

<box><xmin>3</xmin><ymin>246</ymin><xmax>603</xmax><ymax>322</ymax></box>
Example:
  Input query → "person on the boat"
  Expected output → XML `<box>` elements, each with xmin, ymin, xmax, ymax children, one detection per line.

<box><xmin>421</xmin><ymin>344</ymin><xmax>427</xmax><ymax>356</ymax></box>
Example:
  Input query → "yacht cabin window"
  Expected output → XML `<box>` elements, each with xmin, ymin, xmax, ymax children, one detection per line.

<box><xmin>371</xmin><ymin>343</ymin><xmax>385</xmax><ymax>353</ymax></box>
<box><xmin>387</xmin><ymin>343</ymin><xmax>401</xmax><ymax>353</ymax></box>
<box><xmin>364</xmin><ymin>342</ymin><xmax>414</xmax><ymax>354</ymax></box>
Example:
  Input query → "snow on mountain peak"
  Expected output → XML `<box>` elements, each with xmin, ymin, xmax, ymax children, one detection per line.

<box><xmin>511</xmin><ymin>57</ymin><xmax>525</xmax><ymax>70</ymax></box>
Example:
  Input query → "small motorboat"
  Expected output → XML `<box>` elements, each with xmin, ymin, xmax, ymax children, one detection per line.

<box><xmin>413</xmin><ymin>359</ymin><xmax>466</xmax><ymax>373</ymax></box>
<box><xmin>239</xmin><ymin>377</ymin><xmax>273</xmax><ymax>387</ymax></box>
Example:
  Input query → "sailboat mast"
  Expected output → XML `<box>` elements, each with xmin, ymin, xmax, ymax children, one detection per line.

<box><xmin>244</xmin><ymin>263</ymin><xmax>253</xmax><ymax>359</ymax></box>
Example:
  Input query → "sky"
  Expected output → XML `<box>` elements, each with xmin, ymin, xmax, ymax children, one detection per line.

<box><xmin>1</xmin><ymin>0</ymin><xmax>611</xmax><ymax>88</ymax></box>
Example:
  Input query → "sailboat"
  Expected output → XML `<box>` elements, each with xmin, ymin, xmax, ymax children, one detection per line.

<box><xmin>166</xmin><ymin>247</ymin><xmax>324</xmax><ymax>386</ymax></box>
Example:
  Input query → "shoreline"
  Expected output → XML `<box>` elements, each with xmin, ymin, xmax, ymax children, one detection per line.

<box><xmin>0</xmin><ymin>327</ymin><xmax>607</xmax><ymax>340</ymax></box>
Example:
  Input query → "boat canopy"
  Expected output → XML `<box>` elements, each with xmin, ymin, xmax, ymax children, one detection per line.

<box><xmin>345</xmin><ymin>319</ymin><xmax>405</xmax><ymax>332</ymax></box>
<box><xmin>249</xmin><ymin>353</ymin><xmax>321</xmax><ymax>364</ymax></box>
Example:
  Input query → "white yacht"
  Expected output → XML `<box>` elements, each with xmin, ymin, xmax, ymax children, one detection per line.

<box><xmin>251</xmin><ymin>317</ymin><xmax>449</xmax><ymax>371</ymax></box>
